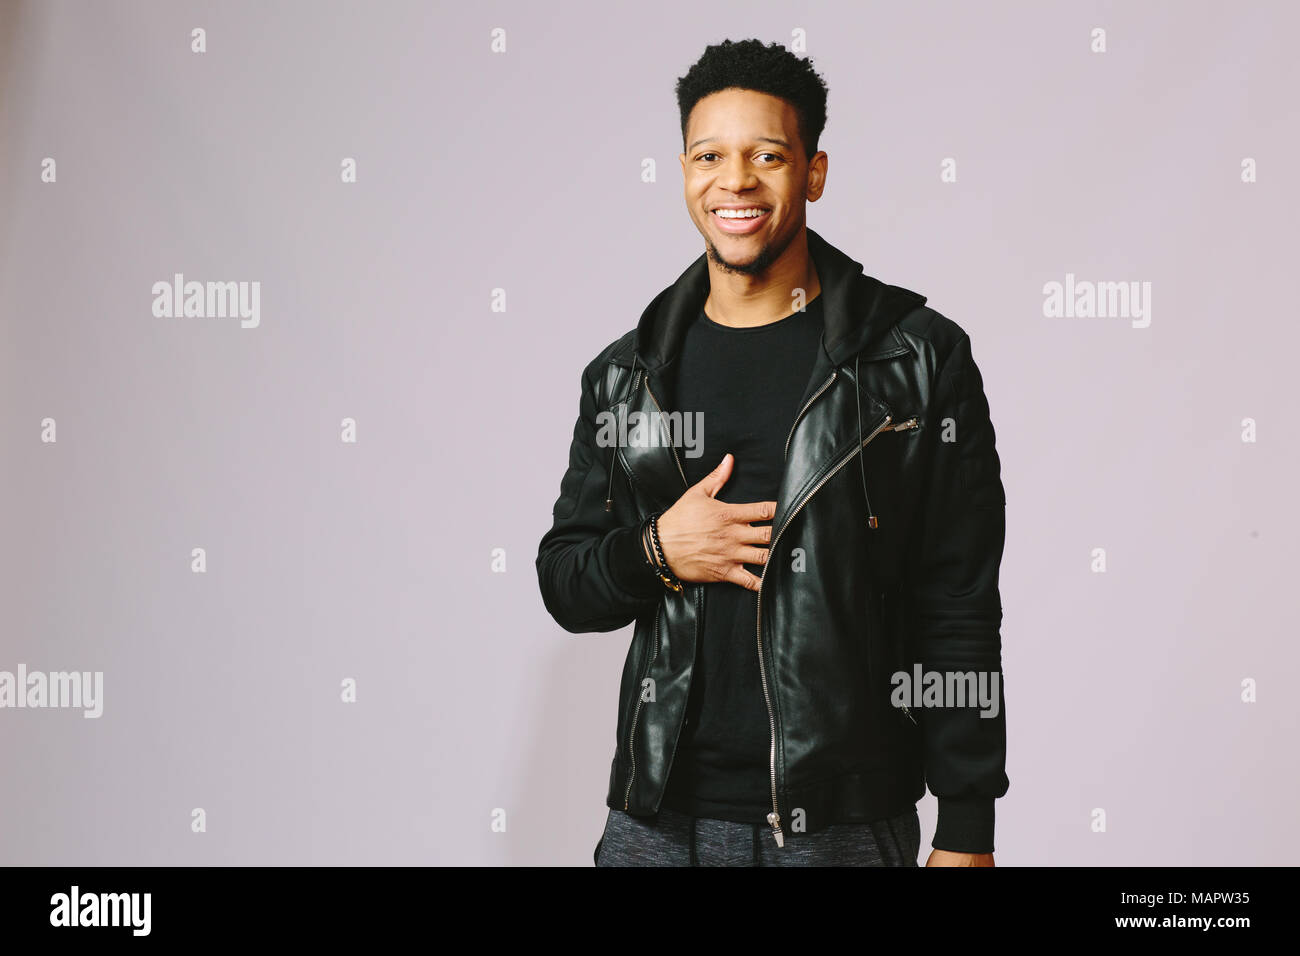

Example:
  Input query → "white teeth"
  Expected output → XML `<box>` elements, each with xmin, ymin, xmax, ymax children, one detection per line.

<box><xmin>714</xmin><ymin>208</ymin><xmax>767</xmax><ymax>219</ymax></box>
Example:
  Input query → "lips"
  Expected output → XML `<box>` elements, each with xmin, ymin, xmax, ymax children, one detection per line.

<box><xmin>710</xmin><ymin>208</ymin><xmax>771</xmax><ymax>235</ymax></box>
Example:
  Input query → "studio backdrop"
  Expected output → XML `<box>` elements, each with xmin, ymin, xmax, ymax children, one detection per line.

<box><xmin>1</xmin><ymin>0</ymin><xmax>1296</xmax><ymax>865</ymax></box>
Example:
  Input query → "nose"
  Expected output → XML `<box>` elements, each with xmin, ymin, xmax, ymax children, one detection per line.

<box><xmin>716</xmin><ymin>155</ymin><xmax>758</xmax><ymax>193</ymax></box>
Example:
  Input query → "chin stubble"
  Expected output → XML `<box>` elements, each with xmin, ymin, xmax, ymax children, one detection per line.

<box><xmin>705</xmin><ymin>220</ymin><xmax>797</xmax><ymax>278</ymax></box>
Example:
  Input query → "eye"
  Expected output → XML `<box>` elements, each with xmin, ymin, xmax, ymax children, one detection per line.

<box><xmin>757</xmin><ymin>152</ymin><xmax>782</xmax><ymax>163</ymax></box>
<box><xmin>698</xmin><ymin>152</ymin><xmax>720</xmax><ymax>162</ymax></box>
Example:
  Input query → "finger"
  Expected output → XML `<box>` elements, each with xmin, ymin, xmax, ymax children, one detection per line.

<box><xmin>734</xmin><ymin>523</ymin><xmax>773</xmax><ymax>545</ymax></box>
<box><xmin>697</xmin><ymin>453</ymin><xmax>734</xmax><ymax>499</ymax></box>
<box><xmin>730</xmin><ymin>499</ymin><xmax>777</xmax><ymax>523</ymax></box>
<box><xmin>736</xmin><ymin>546</ymin><xmax>769</xmax><ymax>567</ymax></box>
<box><xmin>725</xmin><ymin>566</ymin><xmax>763</xmax><ymax>592</ymax></box>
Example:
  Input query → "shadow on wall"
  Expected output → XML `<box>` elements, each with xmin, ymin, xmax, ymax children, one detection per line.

<box><xmin>0</xmin><ymin>1</ymin><xmax>36</xmax><ymax>262</ymax></box>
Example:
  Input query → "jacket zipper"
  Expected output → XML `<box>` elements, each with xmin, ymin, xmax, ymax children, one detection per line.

<box><xmin>624</xmin><ymin>602</ymin><xmax>663</xmax><ymax>810</ymax></box>
<box><xmin>750</xmin><ymin>367</ymin><xmax>833</xmax><ymax>842</ymax></box>
<box><xmin>756</xmin><ymin>403</ymin><xmax>895</xmax><ymax>847</ymax></box>
<box><xmin>784</xmin><ymin>371</ymin><xmax>839</xmax><ymax>460</ymax></box>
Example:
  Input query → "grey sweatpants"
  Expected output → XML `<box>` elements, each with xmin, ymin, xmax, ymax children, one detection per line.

<box><xmin>594</xmin><ymin>804</ymin><xmax>921</xmax><ymax>867</ymax></box>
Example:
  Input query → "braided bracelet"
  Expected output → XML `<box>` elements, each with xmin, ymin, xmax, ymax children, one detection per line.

<box><xmin>638</xmin><ymin>516</ymin><xmax>658</xmax><ymax>571</ymax></box>
<box><xmin>638</xmin><ymin>516</ymin><xmax>658</xmax><ymax>574</ymax></box>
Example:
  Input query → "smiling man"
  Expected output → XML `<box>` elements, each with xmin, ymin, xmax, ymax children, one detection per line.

<box><xmin>536</xmin><ymin>38</ymin><xmax>1009</xmax><ymax>867</ymax></box>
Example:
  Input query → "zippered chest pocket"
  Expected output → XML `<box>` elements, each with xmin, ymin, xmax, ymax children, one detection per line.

<box><xmin>883</xmin><ymin>415</ymin><xmax>921</xmax><ymax>434</ymax></box>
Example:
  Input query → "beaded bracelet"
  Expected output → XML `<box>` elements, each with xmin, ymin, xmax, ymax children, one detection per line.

<box><xmin>639</xmin><ymin>511</ymin><xmax>683</xmax><ymax>593</ymax></box>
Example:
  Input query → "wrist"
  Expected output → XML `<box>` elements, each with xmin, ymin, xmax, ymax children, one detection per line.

<box><xmin>932</xmin><ymin>796</ymin><xmax>995</xmax><ymax>854</ymax></box>
<box><xmin>641</xmin><ymin>511</ymin><xmax>683</xmax><ymax>593</ymax></box>
<box><xmin>609</xmin><ymin>525</ymin><xmax>665</xmax><ymax>599</ymax></box>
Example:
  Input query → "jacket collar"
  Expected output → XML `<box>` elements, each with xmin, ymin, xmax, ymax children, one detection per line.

<box><xmin>615</xmin><ymin>225</ymin><xmax>926</xmax><ymax>372</ymax></box>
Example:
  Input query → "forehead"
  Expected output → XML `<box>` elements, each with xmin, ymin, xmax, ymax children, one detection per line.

<box><xmin>685</xmin><ymin>88</ymin><xmax>798</xmax><ymax>142</ymax></box>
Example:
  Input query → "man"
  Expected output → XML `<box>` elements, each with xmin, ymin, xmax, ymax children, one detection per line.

<box><xmin>535</xmin><ymin>38</ymin><xmax>1009</xmax><ymax>867</ymax></box>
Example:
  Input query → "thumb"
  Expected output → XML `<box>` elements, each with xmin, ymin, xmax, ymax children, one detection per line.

<box><xmin>698</xmin><ymin>452</ymin><xmax>733</xmax><ymax>499</ymax></box>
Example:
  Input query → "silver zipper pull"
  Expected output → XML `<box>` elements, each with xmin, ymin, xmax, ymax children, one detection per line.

<box><xmin>890</xmin><ymin>417</ymin><xmax>920</xmax><ymax>431</ymax></box>
<box><xmin>766</xmin><ymin>811</ymin><xmax>785</xmax><ymax>848</ymax></box>
<box><xmin>902</xmin><ymin>703</ymin><xmax>918</xmax><ymax>726</ymax></box>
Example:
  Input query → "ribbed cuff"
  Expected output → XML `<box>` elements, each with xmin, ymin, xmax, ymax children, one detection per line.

<box><xmin>608</xmin><ymin>524</ymin><xmax>664</xmax><ymax>599</ymax></box>
<box><xmin>932</xmin><ymin>796</ymin><xmax>995</xmax><ymax>854</ymax></box>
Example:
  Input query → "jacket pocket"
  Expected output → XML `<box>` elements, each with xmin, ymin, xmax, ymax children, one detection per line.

<box><xmin>617</xmin><ymin>612</ymin><xmax>654</xmax><ymax>765</ymax></box>
<box><xmin>879</xmin><ymin>588</ymin><xmax>919</xmax><ymax>730</ymax></box>
<box><xmin>620</xmin><ymin>603</ymin><xmax>662</xmax><ymax>797</ymax></box>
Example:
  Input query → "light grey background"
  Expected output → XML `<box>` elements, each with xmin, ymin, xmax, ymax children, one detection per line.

<box><xmin>1</xmin><ymin>0</ymin><xmax>1296</xmax><ymax>865</ymax></box>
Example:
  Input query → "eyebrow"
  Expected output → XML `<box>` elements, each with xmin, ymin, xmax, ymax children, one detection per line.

<box><xmin>686</xmin><ymin>136</ymin><xmax>793</xmax><ymax>152</ymax></box>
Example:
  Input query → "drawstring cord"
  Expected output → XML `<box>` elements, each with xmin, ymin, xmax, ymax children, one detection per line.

<box><xmin>605</xmin><ymin>349</ymin><xmax>643</xmax><ymax>512</ymax></box>
<box><xmin>854</xmin><ymin>353</ymin><xmax>878</xmax><ymax>530</ymax></box>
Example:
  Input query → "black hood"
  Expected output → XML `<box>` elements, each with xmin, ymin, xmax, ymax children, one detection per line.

<box><xmin>623</xmin><ymin>225</ymin><xmax>928</xmax><ymax>373</ymax></box>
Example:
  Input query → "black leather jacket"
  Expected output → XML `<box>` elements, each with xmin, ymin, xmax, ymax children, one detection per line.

<box><xmin>535</xmin><ymin>227</ymin><xmax>1009</xmax><ymax>854</ymax></box>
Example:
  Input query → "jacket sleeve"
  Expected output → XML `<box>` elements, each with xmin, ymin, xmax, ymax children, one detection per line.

<box><xmin>535</xmin><ymin>351</ymin><xmax>664</xmax><ymax>633</ymax></box>
<box><xmin>903</xmin><ymin>331</ymin><xmax>1009</xmax><ymax>854</ymax></box>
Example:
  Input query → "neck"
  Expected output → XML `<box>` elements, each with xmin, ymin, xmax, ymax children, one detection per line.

<box><xmin>703</xmin><ymin>227</ymin><xmax>822</xmax><ymax>328</ymax></box>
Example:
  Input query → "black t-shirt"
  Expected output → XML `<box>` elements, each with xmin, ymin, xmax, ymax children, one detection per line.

<box><xmin>660</xmin><ymin>293</ymin><xmax>825</xmax><ymax>822</ymax></box>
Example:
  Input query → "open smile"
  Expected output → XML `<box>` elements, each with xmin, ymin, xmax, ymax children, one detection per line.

<box><xmin>710</xmin><ymin>207</ymin><xmax>771</xmax><ymax>235</ymax></box>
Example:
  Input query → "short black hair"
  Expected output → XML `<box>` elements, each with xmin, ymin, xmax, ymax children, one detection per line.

<box><xmin>675</xmin><ymin>38</ymin><xmax>829</xmax><ymax>161</ymax></box>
